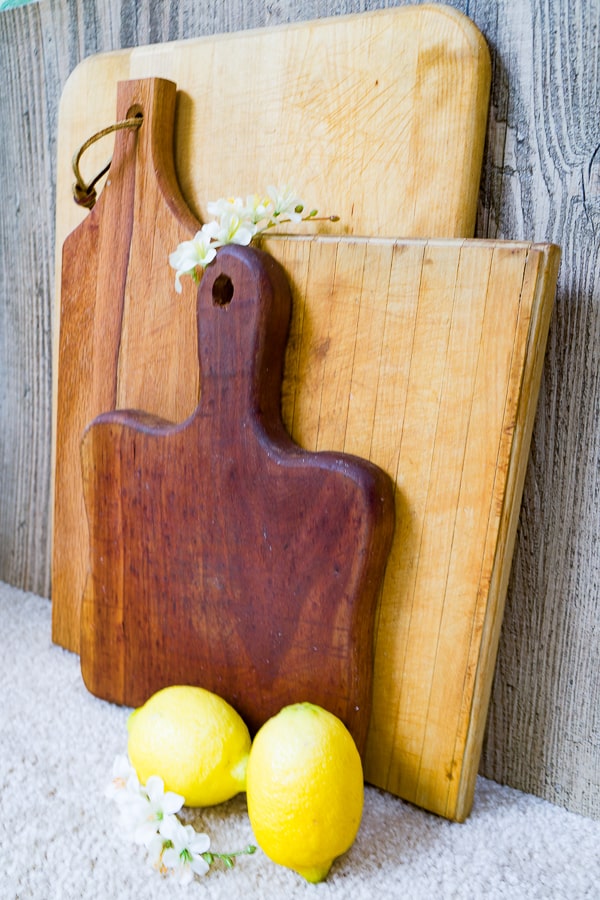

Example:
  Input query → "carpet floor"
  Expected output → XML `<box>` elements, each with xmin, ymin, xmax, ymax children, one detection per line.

<box><xmin>1</xmin><ymin>581</ymin><xmax>598</xmax><ymax>899</ymax></box>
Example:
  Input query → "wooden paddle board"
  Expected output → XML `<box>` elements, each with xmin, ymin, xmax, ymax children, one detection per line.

<box><xmin>80</xmin><ymin>244</ymin><xmax>396</xmax><ymax>758</ymax></box>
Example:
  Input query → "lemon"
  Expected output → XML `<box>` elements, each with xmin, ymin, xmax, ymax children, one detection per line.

<box><xmin>127</xmin><ymin>685</ymin><xmax>251</xmax><ymax>807</ymax></box>
<box><xmin>246</xmin><ymin>702</ymin><xmax>363</xmax><ymax>883</ymax></box>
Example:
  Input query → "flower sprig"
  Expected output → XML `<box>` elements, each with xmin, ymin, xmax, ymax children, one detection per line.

<box><xmin>169</xmin><ymin>184</ymin><xmax>339</xmax><ymax>293</ymax></box>
<box><xmin>107</xmin><ymin>755</ymin><xmax>256</xmax><ymax>885</ymax></box>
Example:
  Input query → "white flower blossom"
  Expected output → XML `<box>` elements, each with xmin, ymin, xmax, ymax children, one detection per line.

<box><xmin>266</xmin><ymin>184</ymin><xmax>305</xmax><ymax>222</ymax></box>
<box><xmin>168</xmin><ymin>183</ymin><xmax>331</xmax><ymax>291</ymax></box>
<box><xmin>210</xmin><ymin>209</ymin><xmax>256</xmax><ymax>248</ymax></box>
<box><xmin>168</xmin><ymin>224</ymin><xmax>219</xmax><ymax>292</ymax></box>
<box><xmin>132</xmin><ymin>775</ymin><xmax>185</xmax><ymax>847</ymax></box>
<box><xmin>105</xmin><ymin>754</ymin><xmax>139</xmax><ymax>800</ymax></box>
<box><xmin>107</xmin><ymin>764</ymin><xmax>143</xmax><ymax>833</ymax></box>
<box><xmin>159</xmin><ymin>814</ymin><xmax>211</xmax><ymax>884</ymax></box>
<box><xmin>106</xmin><ymin>755</ymin><xmax>151</xmax><ymax>836</ymax></box>
<box><xmin>206</xmin><ymin>195</ymin><xmax>246</xmax><ymax>219</ymax></box>
<box><xmin>107</xmin><ymin>755</ymin><xmax>256</xmax><ymax>883</ymax></box>
<box><xmin>243</xmin><ymin>193</ymin><xmax>274</xmax><ymax>225</ymax></box>
<box><xmin>107</xmin><ymin>759</ymin><xmax>184</xmax><ymax>845</ymax></box>
<box><xmin>145</xmin><ymin>830</ymin><xmax>169</xmax><ymax>872</ymax></box>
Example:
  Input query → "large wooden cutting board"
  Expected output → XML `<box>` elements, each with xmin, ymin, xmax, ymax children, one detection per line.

<box><xmin>53</xmin><ymin>3</ymin><xmax>491</xmax><ymax>654</ymax></box>
<box><xmin>53</xmin><ymin>6</ymin><xmax>490</xmax><ymax>259</ymax></box>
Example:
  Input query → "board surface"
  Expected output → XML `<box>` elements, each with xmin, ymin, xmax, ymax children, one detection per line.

<box><xmin>260</xmin><ymin>233</ymin><xmax>559</xmax><ymax>819</ymax></box>
<box><xmin>54</xmin><ymin>5</ymin><xmax>490</xmax><ymax>254</ymax></box>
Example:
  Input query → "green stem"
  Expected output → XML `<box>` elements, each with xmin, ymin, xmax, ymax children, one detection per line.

<box><xmin>260</xmin><ymin>213</ymin><xmax>339</xmax><ymax>233</ymax></box>
<box><xmin>202</xmin><ymin>844</ymin><xmax>257</xmax><ymax>870</ymax></box>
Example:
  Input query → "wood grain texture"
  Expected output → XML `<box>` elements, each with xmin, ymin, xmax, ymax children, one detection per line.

<box><xmin>80</xmin><ymin>244</ymin><xmax>395</xmax><ymax>757</ymax></box>
<box><xmin>53</xmin><ymin>4</ymin><xmax>491</xmax><ymax>254</ymax></box>
<box><xmin>54</xmin><ymin>77</ymin><xmax>200</xmax><ymax>649</ymax></box>
<box><xmin>0</xmin><ymin>0</ymin><xmax>598</xmax><ymax>819</ymax></box>
<box><xmin>0</xmin><ymin>2</ymin><xmax>53</xmax><ymax>595</ymax></box>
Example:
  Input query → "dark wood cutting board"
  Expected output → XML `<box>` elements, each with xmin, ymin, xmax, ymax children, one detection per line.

<box><xmin>53</xmin><ymin>77</ymin><xmax>202</xmax><ymax>656</ymax></box>
<box><xmin>80</xmin><ymin>244</ymin><xmax>396</xmax><ymax>755</ymax></box>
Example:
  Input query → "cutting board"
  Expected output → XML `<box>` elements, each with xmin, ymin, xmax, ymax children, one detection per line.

<box><xmin>80</xmin><ymin>244</ymin><xmax>395</xmax><ymax>757</ymax></box>
<box><xmin>49</xmin><ymin>7</ymin><xmax>559</xmax><ymax>822</ymax></box>
<box><xmin>53</xmin><ymin>3</ymin><xmax>492</xmax><ymax>655</ymax></box>
<box><xmin>263</xmin><ymin>233</ymin><xmax>559</xmax><ymax>822</ymax></box>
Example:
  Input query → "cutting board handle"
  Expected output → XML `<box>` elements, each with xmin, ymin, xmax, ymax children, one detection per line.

<box><xmin>192</xmin><ymin>245</ymin><xmax>294</xmax><ymax>441</ymax></box>
<box><xmin>106</xmin><ymin>77</ymin><xmax>199</xmax><ymax>232</ymax></box>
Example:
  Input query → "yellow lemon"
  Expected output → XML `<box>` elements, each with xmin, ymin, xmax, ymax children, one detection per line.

<box><xmin>246</xmin><ymin>702</ymin><xmax>364</xmax><ymax>883</ymax></box>
<box><xmin>127</xmin><ymin>685</ymin><xmax>250</xmax><ymax>806</ymax></box>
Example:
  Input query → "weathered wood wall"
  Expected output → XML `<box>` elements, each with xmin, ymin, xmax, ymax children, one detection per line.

<box><xmin>0</xmin><ymin>0</ymin><xmax>598</xmax><ymax>819</ymax></box>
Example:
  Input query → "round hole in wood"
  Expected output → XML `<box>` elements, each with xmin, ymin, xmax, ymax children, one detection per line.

<box><xmin>126</xmin><ymin>104</ymin><xmax>144</xmax><ymax>120</ymax></box>
<box><xmin>212</xmin><ymin>273</ymin><xmax>234</xmax><ymax>307</ymax></box>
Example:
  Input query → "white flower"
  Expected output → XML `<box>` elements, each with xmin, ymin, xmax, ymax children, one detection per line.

<box><xmin>106</xmin><ymin>756</ymin><xmax>152</xmax><ymax>838</ymax></box>
<box><xmin>105</xmin><ymin>754</ymin><xmax>139</xmax><ymax>800</ymax></box>
<box><xmin>207</xmin><ymin>195</ymin><xmax>246</xmax><ymax>219</ymax></box>
<box><xmin>131</xmin><ymin>775</ymin><xmax>185</xmax><ymax>847</ymax></box>
<box><xmin>159</xmin><ymin>814</ymin><xmax>211</xmax><ymax>884</ymax></box>
<box><xmin>210</xmin><ymin>208</ymin><xmax>256</xmax><ymax>248</ymax></box>
<box><xmin>108</xmin><ymin>765</ymin><xmax>185</xmax><ymax>846</ymax></box>
<box><xmin>266</xmin><ymin>184</ymin><xmax>305</xmax><ymax>222</ymax></box>
<box><xmin>145</xmin><ymin>830</ymin><xmax>169</xmax><ymax>872</ymax></box>
<box><xmin>107</xmin><ymin>756</ymin><xmax>259</xmax><ymax>882</ymax></box>
<box><xmin>168</xmin><ymin>183</ymin><xmax>328</xmax><ymax>293</ymax></box>
<box><xmin>243</xmin><ymin>193</ymin><xmax>274</xmax><ymax>225</ymax></box>
<box><xmin>205</xmin><ymin>195</ymin><xmax>257</xmax><ymax>246</ymax></box>
<box><xmin>168</xmin><ymin>225</ymin><xmax>219</xmax><ymax>293</ymax></box>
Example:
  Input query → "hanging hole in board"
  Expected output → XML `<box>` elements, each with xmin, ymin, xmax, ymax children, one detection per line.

<box><xmin>126</xmin><ymin>104</ymin><xmax>144</xmax><ymax>120</ymax></box>
<box><xmin>212</xmin><ymin>274</ymin><xmax>234</xmax><ymax>307</ymax></box>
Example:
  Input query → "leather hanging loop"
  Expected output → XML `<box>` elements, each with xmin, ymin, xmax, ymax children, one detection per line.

<box><xmin>71</xmin><ymin>116</ymin><xmax>143</xmax><ymax>209</ymax></box>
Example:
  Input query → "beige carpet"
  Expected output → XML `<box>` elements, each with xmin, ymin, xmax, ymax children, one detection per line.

<box><xmin>1</xmin><ymin>581</ymin><xmax>599</xmax><ymax>899</ymax></box>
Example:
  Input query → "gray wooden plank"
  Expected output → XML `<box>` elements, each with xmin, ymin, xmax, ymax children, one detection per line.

<box><xmin>470</xmin><ymin>0</ymin><xmax>600</xmax><ymax>821</ymax></box>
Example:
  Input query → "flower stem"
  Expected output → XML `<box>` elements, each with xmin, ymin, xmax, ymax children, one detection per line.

<box><xmin>202</xmin><ymin>844</ymin><xmax>257</xmax><ymax>869</ymax></box>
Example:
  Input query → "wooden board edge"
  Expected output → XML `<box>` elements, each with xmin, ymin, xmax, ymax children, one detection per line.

<box><xmin>451</xmin><ymin>242</ymin><xmax>561</xmax><ymax>821</ymax></box>
<box><xmin>417</xmin><ymin>3</ymin><xmax>491</xmax><ymax>237</ymax></box>
<box><xmin>50</xmin><ymin>51</ymin><xmax>133</xmax><ymax>624</ymax></box>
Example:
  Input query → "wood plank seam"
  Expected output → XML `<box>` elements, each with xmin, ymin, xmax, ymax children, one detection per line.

<box><xmin>390</xmin><ymin>241</ymin><xmax>463</xmax><ymax>800</ymax></box>
<box><xmin>413</xmin><ymin>240</ymin><xmax>494</xmax><ymax>815</ymax></box>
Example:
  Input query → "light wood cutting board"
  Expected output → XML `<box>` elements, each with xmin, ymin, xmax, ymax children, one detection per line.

<box><xmin>53</xmin><ymin>5</ymin><xmax>490</xmax><ymax>255</ymax></box>
<box><xmin>264</xmin><ymin>233</ymin><xmax>559</xmax><ymax>820</ymax></box>
<box><xmin>53</xmin><ymin>3</ymin><xmax>491</xmax><ymax>654</ymax></box>
<box><xmin>49</xmin><ymin>6</ymin><xmax>558</xmax><ymax>822</ymax></box>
